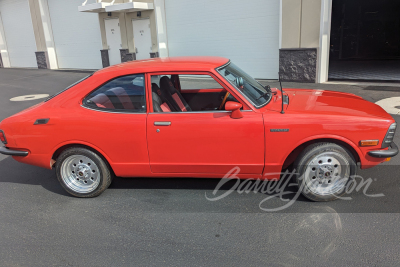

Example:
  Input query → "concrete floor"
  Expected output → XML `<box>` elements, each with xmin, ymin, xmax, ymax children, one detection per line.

<box><xmin>0</xmin><ymin>68</ymin><xmax>400</xmax><ymax>266</ymax></box>
<box><xmin>329</xmin><ymin>60</ymin><xmax>400</xmax><ymax>82</ymax></box>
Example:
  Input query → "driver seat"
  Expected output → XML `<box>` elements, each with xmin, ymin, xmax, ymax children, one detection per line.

<box><xmin>160</xmin><ymin>76</ymin><xmax>192</xmax><ymax>112</ymax></box>
<box><xmin>152</xmin><ymin>83</ymin><xmax>173</xmax><ymax>112</ymax></box>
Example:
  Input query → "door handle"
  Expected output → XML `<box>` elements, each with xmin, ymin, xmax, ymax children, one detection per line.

<box><xmin>154</xmin><ymin>121</ymin><xmax>171</xmax><ymax>126</ymax></box>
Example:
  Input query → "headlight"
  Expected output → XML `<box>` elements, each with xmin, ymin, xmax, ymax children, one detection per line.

<box><xmin>382</xmin><ymin>123</ymin><xmax>397</xmax><ymax>148</ymax></box>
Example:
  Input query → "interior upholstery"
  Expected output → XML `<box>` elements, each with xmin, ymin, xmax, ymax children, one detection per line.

<box><xmin>160</xmin><ymin>76</ymin><xmax>192</xmax><ymax>111</ymax></box>
<box><xmin>181</xmin><ymin>91</ymin><xmax>227</xmax><ymax>111</ymax></box>
<box><xmin>152</xmin><ymin>83</ymin><xmax>173</xmax><ymax>112</ymax></box>
<box><xmin>152</xmin><ymin>82</ymin><xmax>178</xmax><ymax>112</ymax></box>
<box><xmin>88</xmin><ymin>86</ymin><xmax>144</xmax><ymax>110</ymax></box>
<box><xmin>109</xmin><ymin>87</ymin><xmax>135</xmax><ymax>110</ymax></box>
<box><xmin>89</xmin><ymin>93</ymin><xmax>115</xmax><ymax>109</ymax></box>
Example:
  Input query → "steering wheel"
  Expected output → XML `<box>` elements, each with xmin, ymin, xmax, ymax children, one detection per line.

<box><xmin>219</xmin><ymin>91</ymin><xmax>230</xmax><ymax>110</ymax></box>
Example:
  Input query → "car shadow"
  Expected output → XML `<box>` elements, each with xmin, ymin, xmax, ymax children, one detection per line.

<box><xmin>0</xmin><ymin>157</ymin><xmax>309</xmax><ymax>202</ymax></box>
<box><xmin>0</xmin><ymin>157</ymin><xmax>70</xmax><ymax>196</ymax></box>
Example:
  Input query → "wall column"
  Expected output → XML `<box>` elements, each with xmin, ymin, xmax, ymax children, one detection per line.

<box><xmin>280</xmin><ymin>0</ymin><xmax>326</xmax><ymax>83</ymax></box>
<box><xmin>317</xmin><ymin>0</ymin><xmax>333</xmax><ymax>83</ymax></box>
<box><xmin>28</xmin><ymin>0</ymin><xmax>58</xmax><ymax>69</ymax></box>
<box><xmin>153</xmin><ymin>0</ymin><xmax>168</xmax><ymax>57</ymax></box>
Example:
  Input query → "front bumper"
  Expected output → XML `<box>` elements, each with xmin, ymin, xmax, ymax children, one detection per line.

<box><xmin>0</xmin><ymin>146</ymin><xmax>28</xmax><ymax>157</ymax></box>
<box><xmin>368</xmin><ymin>142</ymin><xmax>399</xmax><ymax>158</ymax></box>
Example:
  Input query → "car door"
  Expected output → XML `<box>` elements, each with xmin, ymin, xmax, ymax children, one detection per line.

<box><xmin>146</xmin><ymin>72</ymin><xmax>265</xmax><ymax>175</ymax></box>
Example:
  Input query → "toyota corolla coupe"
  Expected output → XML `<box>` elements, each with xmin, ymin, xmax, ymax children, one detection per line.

<box><xmin>0</xmin><ymin>57</ymin><xmax>397</xmax><ymax>201</ymax></box>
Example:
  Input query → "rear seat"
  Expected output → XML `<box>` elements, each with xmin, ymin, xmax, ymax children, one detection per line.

<box><xmin>89</xmin><ymin>87</ymin><xmax>135</xmax><ymax>110</ymax></box>
<box><xmin>89</xmin><ymin>93</ymin><xmax>115</xmax><ymax>109</ymax></box>
<box><xmin>109</xmin><ymin>87</ymin><xmax>135</xmax><ymax>109</ymax></box>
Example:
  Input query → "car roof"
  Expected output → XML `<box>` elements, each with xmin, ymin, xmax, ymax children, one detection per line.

<box><xmin>94</xmin><ymin>56</ymin><xmax>230</xmax><ymax>75</ymax></box>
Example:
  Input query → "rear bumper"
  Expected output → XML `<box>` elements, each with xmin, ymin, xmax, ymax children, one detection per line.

<box><xmin>0</xmin><ymin>146</ymin><xmax>29</xmax><ymax>157</ymax></box>
<box><xmin>368</xmin><ymin>142</ymin><xmax>399</xmax><ymax>158</ymax></box>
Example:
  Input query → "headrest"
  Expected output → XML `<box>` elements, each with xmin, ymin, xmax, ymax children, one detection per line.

<box><xmin>160</xmin><ymin>76</ymin><xmax>176</xmax><ymax>94</ymax></box>
<box><xmin>152</xmin><ymin>83</ymin><xmax>163</xmax><ymax>98</ymax></box>
<box><xmin>152</xmin><ymin>83</ymin><xmax>159</xmax><ymax>91</ymax></box>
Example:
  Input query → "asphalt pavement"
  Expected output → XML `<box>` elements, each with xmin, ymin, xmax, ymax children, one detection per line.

<box><xmin>0</xmin><ymin>68</ymin><xmax>400</xmax><ymax>266</ymax></box>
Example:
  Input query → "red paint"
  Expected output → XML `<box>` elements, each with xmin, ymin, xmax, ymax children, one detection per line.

<box><xmin>0</xmin><ymin>56</ymin><xmax>396</xmax><ymax>181</ymax></box>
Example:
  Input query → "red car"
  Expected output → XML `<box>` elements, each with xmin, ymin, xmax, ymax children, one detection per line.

<box><xmin>0</xmin><ymin>57</ymin><xmax>398</xmax><ymax>201</ymax></box>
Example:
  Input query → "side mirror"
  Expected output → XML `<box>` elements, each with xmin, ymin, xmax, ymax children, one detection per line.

<box><xmin>225</xmin><ymin>101</ymin><xmax>243</xmax><ymax>119</ymax></box>
<box><xmin>234</xmin><ymin>77</ymin><xmax>244</xmax><ymax>89</ymax></box>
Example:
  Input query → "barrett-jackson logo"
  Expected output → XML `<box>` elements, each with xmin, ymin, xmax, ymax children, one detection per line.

<box><xmin>270</xmin><ymin>129</ymin><xmax>289</xmax><ymax>132</ymax></box>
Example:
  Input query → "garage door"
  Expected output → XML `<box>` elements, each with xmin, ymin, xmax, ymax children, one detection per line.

<box><xmin>0</xmin><ymin>0</ymin><xmax>37</xmax><ymax>68</ymax></box>
<box><xmin>165</xmin><ymin>0</ymin><xmax>279</xmax><ymax>79</ymax></box>
<box><xmin>47</xmin><ymin>0</ymin><xmax>102</xmax><ymax>69</ymax></box>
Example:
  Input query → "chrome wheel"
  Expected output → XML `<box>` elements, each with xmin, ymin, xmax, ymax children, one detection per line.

<box><xmin>60</xmin><ymin>155</ymin><xmax>101</xmax><ymax>194</ymax></box>
<box><xmin>303</xmin><ymin>152</ymin><xmax>350</xmax><ymax>196</ymax></box>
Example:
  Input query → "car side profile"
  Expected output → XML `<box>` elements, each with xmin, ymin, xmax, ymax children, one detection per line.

<box><xmin>0</xmin><ymin>56</ymin><xmax>398</xmax><ymax>201</ymax></box>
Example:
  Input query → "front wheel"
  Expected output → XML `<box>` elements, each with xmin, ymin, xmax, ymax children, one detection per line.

<box><xmin>56</xmin><ymin>147</ymin><xmax>112</xmax><ymax>198</ymax></box>
<box><xmin>294</xmin><ymin>142</ymin><xmax>357</xmax><ymax>202</ymax></box>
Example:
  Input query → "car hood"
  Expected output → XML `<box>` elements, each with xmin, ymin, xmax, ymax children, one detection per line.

<box><xmin>284</xmin><ymin>89</ymin><xmax>393</xmax><ymax>120</ymax></box>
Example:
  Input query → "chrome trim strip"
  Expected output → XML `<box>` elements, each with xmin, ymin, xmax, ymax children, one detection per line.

<box><xmin>82</xmin><ymin>105</ymin><xmax>252</xmax><ymax>115</ymax></box>
<box><xmin>148</xmin><ymin>110</ymin><xmax>252</xmax><ymax>115</ymax></box>
<box><xmin>382</xmin><ymin>122</ymin><xmax>397</xmax><ymax>148</ymax></box>
<box><xmin>80</xmin><ymin>105</ymin><xmax>147</xmax><ymax>114</ymax></box>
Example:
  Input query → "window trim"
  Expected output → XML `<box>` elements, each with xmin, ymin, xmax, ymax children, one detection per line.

<box><xmin>148</xmin><ymin>110</ymin><xmax>253</xmax><ymax>115</ymax></box>
<box><xmin>146</xmin><ymin>71</ymin><xmax>251</xmax><ymax>113</ymax></box>
<box><xmin>81</xmin><ymin>73</ymin><xmax>147</xmax><ymax>114</ymax></box>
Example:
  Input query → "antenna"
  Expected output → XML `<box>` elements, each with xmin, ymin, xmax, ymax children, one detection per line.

<box><xmin>279</xmin><ymin>72</ymin><xmax>285</xmax><ymax>114</ymax></box>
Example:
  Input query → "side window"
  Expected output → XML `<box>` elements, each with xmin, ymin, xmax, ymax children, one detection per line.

<box><xmin>179</xmin><ymin>75</ymin><xmax>223</xmax><ymax>90</ymax></box>
<box><xmin>83</xmin><ymin>74</ymin><xmax>146</xmax><ymax>112</ymax></box>
<box><xmin>150</xmin><ymin>74</ymin><xmax>239</xmax><ymax>113</ymax></box>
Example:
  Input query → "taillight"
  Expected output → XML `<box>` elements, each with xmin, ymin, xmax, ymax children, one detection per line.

<box><xmin>0</xmin><ymin>130</ymin><xmax>6</xmax><ymax>144</ymax></box>
<box><xmin>382</xmin><ymin>123</ymin><xmax>397</xmax><ymax>148</ymax></box>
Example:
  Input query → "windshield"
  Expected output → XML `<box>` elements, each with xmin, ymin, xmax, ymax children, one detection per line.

<box><xmin>217</xmin><ymin>62</ymin><xmax>272</xmax><ymax>108</ymax></box>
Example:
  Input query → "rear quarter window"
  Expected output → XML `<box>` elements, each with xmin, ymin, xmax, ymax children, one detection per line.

<box><xmin>83</xmin><ymin>74</ymin><xmax>146</xmax><ymax>113</ymax></box>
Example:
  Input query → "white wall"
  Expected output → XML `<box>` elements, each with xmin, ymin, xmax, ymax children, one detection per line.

<box><xmin>47</xmin><ymin>0</ymin><xmax>103</xmax><ymax>69</ymax></box>
<box><xmin>0</xmin><ymin>0</ymin><xmax>37</xmax><ymax>68</ymax></box>
<box><xmin>165</xmin><ymin>0</ymin><xmax>280</xmax><ymax>79</ymax></box>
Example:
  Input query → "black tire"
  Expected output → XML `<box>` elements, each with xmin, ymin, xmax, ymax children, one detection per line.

<box><xmin>294</xmin><ymin>142</ymin><xmax>357</xmax><ymax>202</ymax></box>
<box><xmin>55</xmin><ymin>147</ymin><xmax>112</xmax><ymax>198</ymax></box>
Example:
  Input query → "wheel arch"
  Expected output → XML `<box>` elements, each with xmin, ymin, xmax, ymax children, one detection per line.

<box><xmin>282</xmin><ymin>137</ymin><xmax>361</xmax><ymax>170</ymax></box>
<box><xmin>51</xmin><ymin>142</ymin><xmax>114</xmax><ymax>173</ymax></box>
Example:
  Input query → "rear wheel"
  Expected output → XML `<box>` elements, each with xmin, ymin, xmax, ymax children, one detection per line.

<box><xmin>294</xmin><ymin>142</ymin><xmax>357</xmax><ymax>202</ymax></box>
<box><xmin>56</xmin><ymin>147</ymin><xmax>112</xmax><ymax>198</ymax></box>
